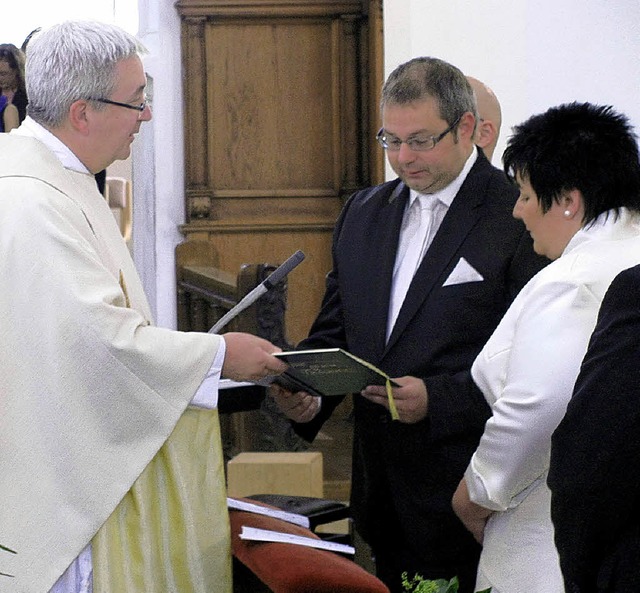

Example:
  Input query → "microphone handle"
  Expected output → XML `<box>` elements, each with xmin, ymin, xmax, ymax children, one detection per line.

<box><xmin>207</xmin><ymin>250</ymin><xmax>305</xmax><ymax>334</ymax></box>
<box><xmin>208</xmin><ymin>283</ymin><xmax>267</xmax><ymax>334</ymax></box>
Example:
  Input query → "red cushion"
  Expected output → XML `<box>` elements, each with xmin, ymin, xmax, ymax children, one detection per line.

<box><xmin>229</xmin><ymin>507</ymin><xmax>390</xmax><ymax>593</ymax></box>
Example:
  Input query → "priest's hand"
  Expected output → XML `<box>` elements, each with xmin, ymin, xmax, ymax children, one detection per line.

<box><xmin>269</xmin><ymin>383</ymin><xmax>321</xmax><ymax>423</ymax></box>
<box><xmin>360</xmin><ymin>376</ymin><xmax>428</xmax><ymax>423</ymax></box>
<box><xmin>221</xmin><ymin>332</ymin><xmax>288</xmax><ymax>382</ymax></box>
<box><xmin>452</xmin><ymin>477</ymin><xmax>493</xmax><ymax>544</ymax></box>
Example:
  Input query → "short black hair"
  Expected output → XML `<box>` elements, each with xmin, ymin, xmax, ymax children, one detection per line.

<box><xmin>503</xmin><ymin>102</ymin><xmax>640</xmax><ymax>224</ymax></box>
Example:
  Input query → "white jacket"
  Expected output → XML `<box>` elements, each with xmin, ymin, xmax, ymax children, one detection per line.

<box><xmin>467</xmin><ymin>208</ymin><xmax>640</xmax><ymax>593</ymax></box>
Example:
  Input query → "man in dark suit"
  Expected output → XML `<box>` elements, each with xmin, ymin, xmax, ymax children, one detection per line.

<box><xmin>549</xmin><ymin>264</ymin><xmax>640</xmax><ymax>593</ymax></box>
<box><xmin>271</xmin><ymin>56</ymin><xmax>547</xmax><ymax>593</ymax></box>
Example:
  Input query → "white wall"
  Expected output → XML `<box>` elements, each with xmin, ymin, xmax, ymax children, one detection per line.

<box><xmin>12</xmin><ymin>3</ymin><xmax>637</xmax><ymax>329</ymax></box>
<box><xmin>133</xmin><ymin>0</ymin><xmax>184</xmax><ymax>328</ymax></box>
<box><xmin>139</xmin><ymin>0</ymin><xmax>640</xmax><ymax>327</ymax></box>
<box><xmin>383</xmin><ymin>0</ymin><xmax>640</xmax><ymax>167</ymax></box>
<box><xmin>0</xmin><ymin>1</ymin><xmax>137</xmax><ymax>48</ymax></box>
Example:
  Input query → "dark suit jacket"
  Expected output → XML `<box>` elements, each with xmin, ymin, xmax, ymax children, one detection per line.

<box><xmin>294</xmin><ymin>151</ymin><xmax>547</xmax><ymax>576</ymax></box>
<box><xmin>549</xmin><ymin>264</ymin><xmax>640</xmax><ymax>593</ymax></box>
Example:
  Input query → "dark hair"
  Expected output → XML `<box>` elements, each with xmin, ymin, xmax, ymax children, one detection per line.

<box><xmin>0</xmin><ymin>43</ymin><xmax>26</xmax><ymax>95</ymax></box>
<box><xmin>21</xmin><ymin>28</ymin><xmax>41</xmax><ymax>53</ymax></box>
<box><xmin>503</xmin><ymin>102</ymin><xmax>640</xmax><ymax>224</ymax></box>
<box><xmin>380</xmin><ymin>57</ymin><xmax>477</xmax><ymax>127</ymax></box>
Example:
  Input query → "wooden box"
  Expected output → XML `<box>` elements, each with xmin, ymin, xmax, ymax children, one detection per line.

<box><xmin>227</xmin><ymin>452</ymin><xmax>323</xmax><ymax>498</ymax></box>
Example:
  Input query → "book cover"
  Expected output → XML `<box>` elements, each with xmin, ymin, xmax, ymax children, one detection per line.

<box><xmin>273</xmin><ymin>348</ymin><xmax>398</xmax><ymax>397</ymax></box>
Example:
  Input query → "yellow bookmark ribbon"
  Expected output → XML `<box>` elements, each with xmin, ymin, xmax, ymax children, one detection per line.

<box><xmin>385</xmin><ymin>377</ymin><xmax>399</xmax><ymax>421</ymax></box>
<box><xmin>343</xmin><ymin>349</ymin><xmax>399</xmax><ymax>421</ymax></box>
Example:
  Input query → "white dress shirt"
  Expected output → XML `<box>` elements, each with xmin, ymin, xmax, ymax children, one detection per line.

<box><xmin>387</xmin><ymin>146</ymin><xmax>478</xmax><ymax>338</ymax></box>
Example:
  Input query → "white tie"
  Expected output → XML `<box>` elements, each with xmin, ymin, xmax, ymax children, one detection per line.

<box><xmin>387</xmin><ymin>196</ymin><xmax>437</xmax><ymax>338</ymax></box>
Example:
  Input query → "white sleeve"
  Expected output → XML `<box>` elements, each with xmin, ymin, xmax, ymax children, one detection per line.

<box><xmin>189</xmin><ymin>336</ymin><xmax>226</xmax><ymax>409</ymax></box>
<box><xmin>467</xmin><ymin>279</ymin><xmax>600</xmax><ymax>511</ymax></box>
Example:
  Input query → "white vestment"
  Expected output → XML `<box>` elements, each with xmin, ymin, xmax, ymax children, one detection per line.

<box><xmin>0</xmin><ymin>128</ymin><xmax>231</xmax><ymax>592</ymax></box>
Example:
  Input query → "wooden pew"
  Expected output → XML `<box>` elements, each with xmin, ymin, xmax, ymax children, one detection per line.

<box><xmin>176</xmin><ymin>240</ymin><xmax>289</xmax><ymax>346</ymax></box>
<box><xmin>175</xmin><ymin>240</ymin><xmax>306</xmax><ymax>459</ymax></box>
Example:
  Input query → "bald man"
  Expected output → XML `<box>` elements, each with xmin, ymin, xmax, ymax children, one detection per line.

<box><xmin>467</xmin><ymin>76</ymin><xmax>502</xmax><ymax>161</ymax></box>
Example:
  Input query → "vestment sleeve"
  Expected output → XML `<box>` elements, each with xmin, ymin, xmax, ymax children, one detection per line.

<box><xmin>189</xmin><ymin>339</ymin><xmax>226</xmax><ymax>409</ymax></box>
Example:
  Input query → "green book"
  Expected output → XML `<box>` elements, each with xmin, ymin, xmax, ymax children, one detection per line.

<box><xmin>273</xmin><ymin>348</ymin><xmax>398</xmax><ymax>397</ymax></box>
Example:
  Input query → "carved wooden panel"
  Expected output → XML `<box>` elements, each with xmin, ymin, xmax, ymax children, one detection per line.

<box><xmin>175</xmin><ymin>0</ymin><xmax>383</xmax><ymax>342</ymax></box>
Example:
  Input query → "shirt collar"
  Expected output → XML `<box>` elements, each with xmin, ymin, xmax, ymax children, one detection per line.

<box><xmin>410</xmin><ymin>145</ymin><xmax>478</xmax><ymax>209</ymax></box>
<box><xmin>13</xmin><ymin>116</ymin><xmax>91</xmax><ymax>175</ymax></box>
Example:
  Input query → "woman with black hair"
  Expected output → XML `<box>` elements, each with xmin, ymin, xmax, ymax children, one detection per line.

<box><xmin>452</xmin><ymin>102</ymin><xmax>640</xmax><ymax>593</ymax></box>
<box><xmin>0</xmin><ymin>43</ymin><xmax>27</xmax><ymax>128</ymax></box>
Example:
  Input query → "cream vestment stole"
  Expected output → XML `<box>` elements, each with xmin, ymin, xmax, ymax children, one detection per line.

<box><xmin>0</xmin><ymin>133</ymin><xmax>231</xmax><ymax>592</ymax></box>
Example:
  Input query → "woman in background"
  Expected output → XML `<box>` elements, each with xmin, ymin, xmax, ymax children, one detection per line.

<box><xmin>452</xmin><ymin>102</ymin><xmax>640</xmax><ymax>593</ymax></box>
<box><xmin>0</xmin><ymin>43</ymin><xmax>27</xmax><ymax>130</ymax></box>
<box><xmin>0</xmin><ymin>94</ymin><xmax>19</xmax><ymax>132</ymax></box>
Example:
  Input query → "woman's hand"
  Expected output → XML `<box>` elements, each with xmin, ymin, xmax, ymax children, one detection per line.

<box><xmin>452</xmin><ymin>477</ymin><xmax>493</xmax><ymax>544</ymax></box>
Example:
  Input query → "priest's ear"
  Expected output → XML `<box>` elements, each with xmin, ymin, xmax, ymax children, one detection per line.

<box><xmin>68</xmin><ymin>99</ymin><xmax>92</xmax><ymax>135</ymax></box>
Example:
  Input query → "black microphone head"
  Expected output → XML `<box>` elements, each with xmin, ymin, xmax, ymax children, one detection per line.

<box><xmin>263</xmin><ymin>250</ymin><xmax>305</xmax><ymax>288</ymax></box>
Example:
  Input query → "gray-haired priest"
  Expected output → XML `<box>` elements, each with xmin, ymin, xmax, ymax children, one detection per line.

<box><xmin>0</xmin><ymin>20</ymin><xmax>287</xmax><ymax>593</ymax></box>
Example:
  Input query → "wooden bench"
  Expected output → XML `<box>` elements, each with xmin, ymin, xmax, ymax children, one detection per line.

<box><xmin>176</xmin><ymin>240</ymin><xmax>289</xmax><ymax>346</ymax></box>
<box><xmin>176</xmin><ymin>240</ymin><xmax>305</xmax><ymax>459</ymax></box>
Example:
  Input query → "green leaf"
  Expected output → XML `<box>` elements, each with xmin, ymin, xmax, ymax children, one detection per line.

<box><xmin>445</xmin><ymin>576</ymin><xmax>459</xmax><ymax>592</ymax></box>
<box><xmin>400</xmin><ymin>573</ymin><xmax>464</xmax><ymax>593</ymax></box>
<box><xmin>400</xmin><ymin>572</ymin><xmax>491</xmax><ymax>593</ymax></box>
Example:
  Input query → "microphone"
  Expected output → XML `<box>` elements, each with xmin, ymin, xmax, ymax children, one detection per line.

<box><xmin>208</xmin><ymin>250</ymin><xmax>305</xmax><ymax>334</ymax></box>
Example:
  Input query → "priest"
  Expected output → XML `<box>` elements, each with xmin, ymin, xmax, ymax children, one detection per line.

<box><xmin>0</xmin><ymin>21</ymin><xmax>287</xmax><ymax>593</ymax></box>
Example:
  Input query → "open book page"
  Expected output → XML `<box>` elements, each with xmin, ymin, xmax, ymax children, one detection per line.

<box><xmin>239</xmin><ymin>526</ymin><xmax>355</xmax><ymax>555</ymax></box>
<box><xmin>227</xmin><ymin>497</ymin><xmax>310</xmax><ymax>528</ymax></box>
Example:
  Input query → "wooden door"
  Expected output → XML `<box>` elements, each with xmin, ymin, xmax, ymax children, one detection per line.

<box><xmin>175</xmin><ymin>0</ymin><xmax>384</xmax><ymax>344</ymax></box>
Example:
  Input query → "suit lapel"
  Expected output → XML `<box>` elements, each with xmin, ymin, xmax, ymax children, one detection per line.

<box><xmin>361</xmin><ymin>182</ymin><xmax>409</xmax><ymax>360</ymax></box>
<box><xmin>384</xmin><ymin>161</ymin><xmax>487</xmax><ymax>352</ymax></box>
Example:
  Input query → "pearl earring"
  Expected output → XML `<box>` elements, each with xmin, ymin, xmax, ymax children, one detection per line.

<box><xmin>564</xmin><ymin>210</ymin><xmax>571</xmax><ymax>218</ymax></box>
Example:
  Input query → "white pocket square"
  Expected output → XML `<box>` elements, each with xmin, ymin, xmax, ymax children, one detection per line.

<box><xmin>443</xmin><ymin>257</ymin><xmax>484</xmax><ymax>286</ymax></box>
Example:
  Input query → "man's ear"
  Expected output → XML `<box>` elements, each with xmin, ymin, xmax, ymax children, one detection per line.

<box><xmin>68</xmin><ymin>99</ymin><xmax>91</xmax><ymax>135</ymax></box>
<box><xmin>457</xmin><ymin>112</ymin><xmax>477</xmax><ymax>141</ymax></box>
<box><xmin>474</xmin><ymin>119</ymin><xmax>497</xmax><ymax>150</ymax></box>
